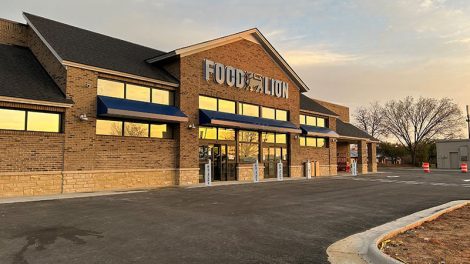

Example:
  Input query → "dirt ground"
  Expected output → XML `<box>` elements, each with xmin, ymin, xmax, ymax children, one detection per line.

<box><xmin>381</xmin><ymin>205</ymin><xmax>470</xmax><ymax>264</ymax></box>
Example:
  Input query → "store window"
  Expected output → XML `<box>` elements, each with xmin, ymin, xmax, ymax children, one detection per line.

<box><xmin>239</xmin><ymin>130</ymin><xmax>259</xmax><ymax>163</ymax></box>
<box><xmin>27</xmin><ymin>112</ymin><xmax>61</xmax><ymax>133</ymax></box>
<box><xmin>262</xmin><ymin>132</ymin><xmax>287</xmax><ymax>144</ymax></box>
<box><xmin>96</xmin><ymin>120</ymin><xmax>123</xmax><ymax>136</ymax></box>
<box><xmin>152</xmin><ymin>89</ymin><xmax>174</xmax><ymax>106</ymax></box>
<box><xmin>97</xmin><ymin>79</ymin><xmax>125</xmax><ymax>98</ymax></box>
<box><xmin>261</xmin><ymin>107</ymin><xmax>275</xmax><ymax>119</ymax></box>
<box><xmin>97</xmin><ymin>79</ymin><xmax>174</xmax><ymax>105</ymax></box>
<box><xmin>0</xmin><ymin>108</ymin><xmax>60</xmax><ymax>133</ymax></box>
<box><xmin>124</xmin><ymin>122</ymin><xmax>149</xmax><ymax>137</ymax></box>
<box><xmin>299</xmin><ymin>136</ymin><xmax>328</xmax><ymax>148</ymax></box>
<box><xmin>300</xmin><ymin>114</ymin><xmax>327</xmax><ymax>128</ymax></box>
<box><xmin>218</xmin><ymin>99</ymin><xmax>236</xmax><ymax>114</ymax></box>
<box><xmin>150</xmin><ymin>124</ymin><xmax>172</xmax><ymax>139</ymax></box>
<box><xmin>238</xmin><ymin>103</ymin><xmax>259</xmax><ymax>117</ymax></box>
<box><xmin>96</xmin><ymin>119</ymin><xmax>172</xmax><ymax>138</ymax></box>
<box><xmin>199</xmin><ymin>96</ymin><xmax>218</xmax><ymax>111</ymax></box>
<box><xmin>198</xmin><ymin>126</ymin><xmax>217</xmax><ymax>140</ymax></box>
<box><xmin>0</xmin><ymin>108</ymin><xmax>25</xmax><ymax>130</ymax></box>
<box><xmin>317</xmin><ymin>117</ymin><xmax>326</xmax><ymax>128</ymax></box>
<box><xmin>218</xmin><ymin>128</ymin><xmax>236</xmax><ymax>141</ymax></box>
<box><xmin>276</xmin><ymin>110</ymin><xmax>288</xmax><ymax>121</ymax></box>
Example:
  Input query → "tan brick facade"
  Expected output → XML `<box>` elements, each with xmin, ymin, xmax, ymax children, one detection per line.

<box><xmin>0</xmin><ymin>17</ymin><xmax>378</xmax><ymax>198</ymax></box>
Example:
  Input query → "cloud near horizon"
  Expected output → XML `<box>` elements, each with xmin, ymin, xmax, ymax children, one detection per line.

<box><xmin>1</xmin><ymin>0</ymin><xmax>469</xmax><ymax>134</ymax></box>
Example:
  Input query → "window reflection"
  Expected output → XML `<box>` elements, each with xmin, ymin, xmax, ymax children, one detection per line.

<box><xmin>239</xmin><ymin>143</ymin><xmax>259</xmax><ymax>162</ymax></box>
<box><xmin>218</xmin><ymin>99</ymin><xmax>235</xmax><ymax>114</ymax></box>
<box><xmin>276</xmin><ymin>133</ymin><xmax>287</xmax><ymax>144</ymax></box>
<box><xmin>306</xmin><ymin>116</ymin><xmax>316</xmax><ymax>126</ymax></box>
<box><xmin>124</xmin><ymin>122</ymin><xmax>149</xmax><ymax>137</ymax></box>
<box><xmin>218</xmin><ymin>128</ymin><xmax>235</xmax><ymax>141</ymax></box>
<box><xmin>96</xmin><ymin>120</ymin><xmax>123</xmax><ymax>136</ymax></box>
<box><xmin>152</xmin><ymin>89</ymin><xmax>174</xmax><ymax>105</ymax></box>
<box><xmin>306</xmin><ymin>137</ymin><xmax>317</xmax><ymax>147</ymax></box>
<box><xmin>276</xmin><ymin>110</ymin><xmax>287</xmax><ymax>121</ymax></box>
<box><xmin>239</xmin><ymin>103</ymin><xmax>259</xmax><ymax>117</ymax></box>
<box><xmin>299</xmin><ymin>114</ymin><xmax>306</xmax><ymax>125</ymax></box>
<box><xmin>317</xmin><ymin>117</ymin><xmax>326</xmax><ymax>128</ymax></box>
<box><xmin>199</xmin><ymin>96</ymin><xmax>218</xmax><ymax>111</ymax></box>
<box><xmin>317</xmin><ymin>138</ymin><xmax>326</xmax><ymax>147</ymax></box>
<box><xmin>126</xmin><ymin>84</ymin><xmax>150</xmax><ymax>102</ymax></box>
<box><xmin>262</xmin><ymin>107</ymin><xmax>275</xmax><ymax>119</ymax></box>
<box><xmin>97</xmin><ymin>79</ymin><xmax>125</xmax><ymax>98</ymax></box>
<box><xmin>199</xmin><ymin>126</ymin><xmax>217</xmax><ymax>140</ymax></box>
<box><xmin>239</xmin><ymin>130</ymin><xmax>258</xmax><ymax>143</ymax></box>
<box><xmin>0</xmin><ymin>108</ymin><xmax>25</xmax><ymax>130</ymax></box>
<box><xmin>262</xmin><ymin>132</ymin><xmax>275</xmax><ymax>143</ymax></box>
<box><xmin>27</xmin><ymin>112</ymin><xmax>60</xmax><ymax>132</ymax></box>
<box><xmin>150</xmin><ymin>124</ymin><xmax>172</xmax><ymax>139</ymax></box>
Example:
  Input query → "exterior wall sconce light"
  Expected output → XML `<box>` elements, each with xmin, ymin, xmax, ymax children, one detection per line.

<box><xmin>79</xmin><ymin>114</ymin><xmax>89</xmax><ymax>121</ymax></box>
<box><xmin>188</xmin><ymin>123</ymin><xmax>196</xmax><ymax>129</ymax></box>
<box><xmin>294</xmin><ymin>135</ymin><xmax>299</xmax><ymax>139</ymax></box>
<box><xmin>332</xmin><ymin>138</ymin><xmax>338</xmax><ymax>142</ymax></box>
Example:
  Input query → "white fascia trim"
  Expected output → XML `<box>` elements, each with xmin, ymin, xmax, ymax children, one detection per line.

<box><xmin>63</xmin><ymin>61</ymin><xmax>179</xmax><ymax>88</ymax></box>
<box><xmin>0</xmin><ymin>96</ymin><xmax>73</xmax><ymax>108</ymax></box>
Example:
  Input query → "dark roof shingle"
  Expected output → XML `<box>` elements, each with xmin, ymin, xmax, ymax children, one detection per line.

<box><xmin>0</xmin><ymin>44</ymin><xmax>72</xmax><ymax>104</ymax></box>
<box><xmin>300</xmin><ymin>94</ymin><xmax>338</xmax><ymax>116</ymax></box>
<box><xmin>336</xmin><ymin>119</ymin><xmax>378</xmax><ymax>141</ymax></box>
<box><xmin>24</xmin><ymin>13</ymin><xmax>178</xmax><ymax>85</ymax></box>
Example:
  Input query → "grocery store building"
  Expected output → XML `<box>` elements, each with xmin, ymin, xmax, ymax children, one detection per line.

<box><xmin>0</xmin><ymin>13</ymin><xmax>378</xmax><ymax>198</ymax></box>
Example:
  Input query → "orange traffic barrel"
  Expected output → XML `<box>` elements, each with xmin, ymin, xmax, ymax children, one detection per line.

<box><xmin>461</xmin><ymin>163</ymin><xmax>468</xmax><ymax>173</ymax></box>
<box><xmin>422</xmin><ymin>162</ymin><xmax>430</xmax><ymax>173</ymax></box>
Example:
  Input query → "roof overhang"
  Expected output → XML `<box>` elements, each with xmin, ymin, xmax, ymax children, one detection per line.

<box><xmin>146</xmin><ymin>28</ymin><xmax>309</xmax><ymax>92</ymax></box>
<box><xmin>0</xmin><ymin>96</ymin><xmax>73</xmax><ymax>108</ymax></box>
<box><xmin>300</xmin><ymin>125</ymin><xmax>339</xmax><ymax>138</ymax></box>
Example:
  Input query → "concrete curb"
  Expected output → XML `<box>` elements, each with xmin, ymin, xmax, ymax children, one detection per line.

<box><xmin>0</xmin><ymin>190</ymin><xmax>147</xmax><ymax>204</ymax></box>
<box><xmin>327</xmin><ymin>200</ymin><xmax>470</xmax><ymax>264</ymax></box>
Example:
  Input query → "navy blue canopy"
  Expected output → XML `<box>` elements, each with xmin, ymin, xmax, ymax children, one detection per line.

<box><xmin>97</xmin><ymin>96</ymin><xmax>188</xmax><ymax>123</ymax></box>
<box><xmin>199</xmin><ymin>109</ymin><xmax>301</xmax><ymax>133</ymax></box>
<box><xmin>300</xmin><ymin>125</ymin><xmax>339</xmax><ymax>138</ymax></box>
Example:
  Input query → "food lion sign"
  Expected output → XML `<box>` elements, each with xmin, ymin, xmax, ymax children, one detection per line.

<box><xmin>203</xmin><ymin>59</ymin><xmax>288</xmax><ymax>99</ymax></box>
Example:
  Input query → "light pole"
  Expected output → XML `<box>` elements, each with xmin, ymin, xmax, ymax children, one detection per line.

<box><xmin>467</xmin><ymin>105</ymin><xmax>470</xmax><ymax>140</ymax></box>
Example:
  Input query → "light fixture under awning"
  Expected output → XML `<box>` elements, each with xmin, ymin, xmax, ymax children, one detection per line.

<box><xmin>97</xmin><ymin>96</ymin><xmax>188</xmax><ymax>123</ymax></box>
<box><xmin>300</xmin><ymin>125</ymin><xmax>339</xmax><ymax>138</ymax></box>
<box><xmin>199</xmin><ymin>109</ymin><xmax>301</xmax><ymax>134</ymax></box>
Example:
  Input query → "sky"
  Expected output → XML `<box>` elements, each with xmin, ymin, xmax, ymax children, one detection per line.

<box><xmin>2</xmin><ymin>0</ymin><xmax>470</xmax><ymax>119</ymax></box>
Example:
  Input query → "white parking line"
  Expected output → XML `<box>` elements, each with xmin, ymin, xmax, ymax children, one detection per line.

<box><xmin>463</xmin><ymin>179</ymin><xmax>470</xmax><ymax>182</ymax></box>
<box><xmin>386</xmin><ymin>176</ymin><xmax>400</xmax><ymax>178</ymax></box>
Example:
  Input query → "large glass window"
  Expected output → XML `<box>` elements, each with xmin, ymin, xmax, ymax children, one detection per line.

<box><xmin>97</xmin><ymin>79</ymin><xmax>125</xmax><ymax>98</ymax></box>
<box><xmin>0</xmin><ymin>108</ymin><xmax>61</xmax><ymax>133</ymax></box>
<box><xmin>239</xmin><ymin>103</ymin><xmax>259</xmax><ymax>117</ymax></box>
<box><xmin>96</xmin><ymin>120</ymin><xmax>123</xmax><ymax>136</ymax></box>
<box><xmin>276</xmin><ymin>110</ymin><xmax>288</xmax><ymax>121</ymax></box>
<box><xmin>27</xmin><ymin>112</ymin><xmax>60</xmax><ymax>132</ymax></box>
<box><xmin>276</xmin><ymin>133</ymin><xmax>287</xmax><ymax>144</ymax></box>
<box><xmin>97</xmin><ymin>119</ymin><xmax>172</xmax><ymax>139</ymax></box>
<box><xmin>152</xmin><ymin>89</ymin><xmax>174</xmax><ymax>106</ymax></box>
<box><xmin>239</xmin><ymin>143</ymin><xmax>259</xmax><ymax>162</ymax></box>
<box><xmin>306</xmin><ymin>116</ymin><xmax>316</xmax><ymax>126</ymax></box>
<box><xmin>198</xmin><ymin>126</ymin><xmax>217</xmax><ymax>140</ymax></box>
<box><xmin>300</xmin><ymin>114</ymin><xmax>306</xmax><ymax>125</ymax></box>
<box><xmin>300</xmin><ymin>136</ymin><xmax>327</xmax><ymax>148</ymax></box>
<box><xmin>239</xmin><ymin>130</ymin><xmax>258</xmax><ymax>143</ymax></box>
<box><xmin>317</xmin><ymin>117</ymin><xmax>326</xmax><ymax>128</ymax></box>
<box><xmin>150</xmin><ymin>124</ymin><xmax>172</xmax><ymax>139</ymax></box>
<box><xmin>126</xmin><ymin>84</ymin><xmax>150</xmax><ymax>102</ymax></box>
<box><xmin>199</xmin><ymin>96</ymin><xmax>218</xmax><ymax>111</ymax></box>
<box><xmin>0</xmin><ymin>108</ymin><xmax>25</xmax><ymax>130</ymax></box>
<box><xmin>218</xmin><ymin>99</ymin><xmax>236</xmax><ymax>114</ymax></box>
<box><xmin>262</xmin><ymin>132</ymin><xmax>275</xmax><ymax>143</ymax></box>
<box><xmin>218</xmin><ymin>128</ymin><xmax>235</xmax><ymax>141</ymax></box>
<box><xmin>261</xmin><ymin>107</ymin><xmax>275</xmax><ymax>119</ymax></box>
<box><xmin>124</xmin><ymin>122</ymin><xmax>149</xmax><ymax>137</ymax></box>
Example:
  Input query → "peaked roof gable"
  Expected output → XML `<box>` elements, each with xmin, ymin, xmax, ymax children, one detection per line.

<box><xmin>23</xmin><ymin>13</ymin><xmax>178</xmax><ymax>86</ymax></box>
<box><xmin>146</xmin><ymin>28</ymin><xmax>309</xmax><ymax>92</ymax></box>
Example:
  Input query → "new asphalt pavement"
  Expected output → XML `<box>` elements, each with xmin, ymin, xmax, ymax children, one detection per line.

<box><xmin>0</xmin><ymin>168</ymin><xmax>469</xmax><ymax>264</ymax></box>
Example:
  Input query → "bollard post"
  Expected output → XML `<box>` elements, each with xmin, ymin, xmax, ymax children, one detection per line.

<box><xmin>204</xmin><ymin>159</ymin><xmax>212</xmax><ymax>186</ymax></box>
<box><xmin>277</xmin><ymin>160</ymin><xmax>283</xmax><ymax>181</ymax></box>
<box><xmin>351</xmin><ymin>160</ymin><xmax>357</xmax><ymax>176</ymax></box>
<box><xmin>253</xmin><ymin>160</ymin><xmax>259</xmax><ymax>182</ymax></box>
<box><xmin>306</xmin><ymin>160</ymin><xmax>312</xmax><ymax>179</ymax></box>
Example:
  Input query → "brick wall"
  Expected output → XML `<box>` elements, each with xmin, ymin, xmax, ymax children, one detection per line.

<box><xmin>314</xmin><ymin>99</ymin><xmax>350</xmax><ymax>123</ymax></box>
<box><xmin>0</xmin><ymin>18</ymin><xmax>28</xmax><ymax>46</ymax></box>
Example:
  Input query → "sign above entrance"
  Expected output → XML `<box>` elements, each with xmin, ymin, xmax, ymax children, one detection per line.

<box><xmin>203</xmin><ymin>59</ymin><xmax>289</xmax><ymax>99</ymax></box>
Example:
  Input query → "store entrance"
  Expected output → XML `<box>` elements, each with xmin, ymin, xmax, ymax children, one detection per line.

<box><xmin>199</xmin><ymin>144</ymin><xmax>236</xmax><ymax>182</ymax></box>
<box><xmin>263</xmin><ymin>146</ymin><xmax>288</xmax><ymax>179</ymax></box>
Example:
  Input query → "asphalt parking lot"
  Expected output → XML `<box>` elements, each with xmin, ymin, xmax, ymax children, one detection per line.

<box><xmin>0</xmin><ymin>168</ymin><xmax>469</xmax><ymax>264</ymax></box>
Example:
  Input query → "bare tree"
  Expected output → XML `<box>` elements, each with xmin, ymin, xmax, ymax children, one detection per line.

<box><xmin>353</xmin><ymin>102</ymin><xmax>387</xmax><ymax>139</ymax></box>
<box><xmin>382</xmin><ymin>96</ymin><xmax>463</xmax><ymax>165</ymax></box>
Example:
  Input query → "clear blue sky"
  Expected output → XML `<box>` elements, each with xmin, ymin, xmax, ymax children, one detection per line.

<box><xmin>2</xmin><ymin>0</ymin><xmax>470</xmax><ymax>115</ymax></box>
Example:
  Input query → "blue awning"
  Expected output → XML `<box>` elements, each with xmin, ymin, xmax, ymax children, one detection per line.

<box><xmin>300</xmin><ymin>125</ymin><xmax>339</xmax><ymax>138</ymax></box>
<box><xmin>97</xmin><ymin>96</ymin><xmax>188</xmax><ymax>123</ymax></box>
<box><xmin>199</xmin><ymin>109</ymin><xmax>301</xmax><ymax>133</ymax></box>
